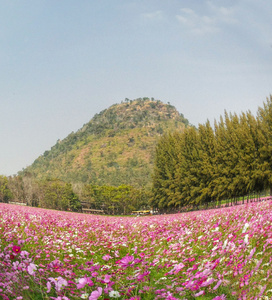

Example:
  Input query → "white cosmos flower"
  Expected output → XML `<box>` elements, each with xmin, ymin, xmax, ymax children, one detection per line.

<box><xmin>109</xmin><ymin>290</ymin><xmax>121</xmax><ymax>298</ymax></box>
<box><xmin>242</xmin><ymin>223</ymin><xmax>250</xmax><ymax>233</ymax></box>
<box><xmin>244</xmin><ymin>234</ymin><xmax>249</xmax><ymax>244</ymax></box>
<box><xmin>222</xmin><ymin>239</ymin><xmax>228</xmax><ymax>249</ymax></box>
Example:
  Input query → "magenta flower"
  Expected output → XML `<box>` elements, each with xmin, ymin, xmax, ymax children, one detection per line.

<box><xmin>120</xmin><ymin>255</ymin><xmax>134</xmax><ymax>267</ymax></box>
<box><xmin>12</xmin><ymin>245</ymin><xmax>21</xmax><ymax>254</ymax></box>
<box><xmin>191</xmin><ymin>283</ymin><xmax>199</xmax><ymax>291</ymax></box>
<box><xmin>188</xmin><ymin>257</ymin><xmax>195</xmax><ymax>262</ymax></box>
<box><xmin>89</xmin><ymin>287</ymin><xmax>102</xmax><ymax>300</ymax></box>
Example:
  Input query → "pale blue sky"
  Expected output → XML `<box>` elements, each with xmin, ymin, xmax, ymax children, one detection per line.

<box><xmin>0</xmin><ymin>0</ymin><xmax>271</xmax><ymax>176</ymax></box>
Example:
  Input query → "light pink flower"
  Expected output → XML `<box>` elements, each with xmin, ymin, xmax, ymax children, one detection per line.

<box><xmin>77</xmin><ymin>278</ymin><xmax>87</xmax><ymax>289</ymax></box>
<box><xmin>102</xmin><ymin>254</ymin><xmax>112</xmax><ymax>261</ymax></box>
<box><xmin>248</xmin><ymin>247</ymin><xmax>256</xmax><ymax>260</ymax></box>
<box><xmin>20</xmin><ymin>251</ymin><xmax>29</xmax><ymax>258</ymax></box>
<box><xmin>89</xmin><ymin>287</ymin><xmax>102</xmax><ymax>300</ymax></box>
<box><xmin>46</xmin><ymin>281</ymin><xmax>51</xmax><ymax>293</ymax></box>
<box><xmin>104</xmin><ymin>274</ymin><xmax>111</xmax><ymax>283</ymax></box>
<box><xmin>49</xmin><ymin>277</ymin><xmax>68</xmax><ymax>292</ymax></box>
<box><xmin>201</xmin><ymin>278</ymin><xmax>215</xmax><ymax>287</ymax></box>
<box><xmin>77</xmin><ymin>277</ymin><xmax>93</xmax><ymax>289</ymax></box>
<box><xmin>27</xmin><ymin>263</ymin><xmax>37</xmax><ymax>275</ymax></box>
<box><xmin>212</xmin><ymin>295</ymin><xmax>226</xmax><ymax>300</ymax></box>
<box><xmin>213</xmin><ymin>280</ymin><xmax>222</xmax><ymax>290</ymax></box>
<box><xmin>195</xmin><ymin>290</ymin><xmax>205</xmax><ymax>297</ymax></box>
<box><xmin>169</xmin><ymin>262</ymin><xmax>185</xmax><ymax>274</ymax></box>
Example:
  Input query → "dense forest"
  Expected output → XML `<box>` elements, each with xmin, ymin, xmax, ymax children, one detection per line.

<box><xmin>151</xmin><ymin>96</ymin><xmax>272</xmax><ymax>210</ymax></box>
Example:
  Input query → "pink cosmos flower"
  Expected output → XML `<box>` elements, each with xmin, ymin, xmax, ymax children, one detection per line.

<box><xmin>89</xmin><ymin>287</ymin><xmax>102</xmax><ymax>300</ymax></box>
<box><xmin>46</xmin><ymin>281</ymin><xmax>51</xmax><ymax>293</ymax></box>
<box><xmin>120</xmin><ymin>255</ymin><xmax>134</xmax><ymax>267</ymax></box>
<box><xmin>201</xmin><ymin>278</ymin><xmax>215</xmax><ymax>287</ymax></box>
<box><xmin>77</xmin><ymin>278</ymin><xmax>88</xmax><ymax>289</ymax></box>
<box><xmin>102</xmin><ymin>254</ymin><xmax>112</xmax><ymax>261</ymax></box>
<box><xmin>27</xmin><ymin>263</ymin><xmax>37</xmax><ymax>275</ymax></box>
<box><xmin>103</xmin><ymin>274</ymin><xmax>111</xmax><ymax>283</ymax></box>
<box><xmin>243</xmin><ymin>273</ymin><xmax>251</xmax><ymax>285</ymax></box>
<box><xmin>20</xmin><ymin>250</ymin><xmax>29</xmax><ymax>258</ymax></box>
<box><xmin>137</xmin><ymin>271</ymin><xmax>150</xmax><ymax>282</ymax></box>
<box><xmin>248</xmin><ymin>247</ymin><xmax>256</xmax><ymax>259</ymax></box>
<box><xmin>188</xmin><ymin>257</ymin><xmax>195</xmax><ymax>262</ymax></box>
<box><xmin>169</xmin><ymin>262</ymin><xmax>185</xmax><ymax>274</ymax></box>
<box><xmin>77</xmin><ymin>277</ymin><xmax>93</xmax><ymax>289</ymax></box>
<box><xmin>191</xmin><ymin>283</ymin><xmax>200</xmax><ymax>291</ymax></box>
<box><xmin>195</xmin><ymin>290</ymin><xmax>205</xmax><ymax>297</ymax></box>
<box><xmin>212</xmin><ymin>295</ymin><xmax>226</xmax><ymax>300</ymax></box>
<box><xmin>213</xmin><ymin>280</ymin><xmax>222</xmax><ymax>290</ymax></box>
<box><xmin>48</xmin><ymin>277</ymin><xmax>68</xmax><ymax>292</ymax></box>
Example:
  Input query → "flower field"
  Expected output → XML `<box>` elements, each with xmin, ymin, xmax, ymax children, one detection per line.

<box><xmin>1</xmin><ymin>199</ymin><xmax>272</xmax><ymax>300</ymax></box>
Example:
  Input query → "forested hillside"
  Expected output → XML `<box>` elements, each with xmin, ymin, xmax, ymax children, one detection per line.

<box><xmin>21</xmin><ymin>98</ymin><xmax>189</xmax><ymax>188</ymax></box>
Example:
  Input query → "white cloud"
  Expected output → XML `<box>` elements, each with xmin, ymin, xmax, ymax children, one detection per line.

<box><xmin>207</xmin><ymin>1</ymin><xmax>237</xmax><ymax>24</ymax></box>
<box><xmin>141</xmin><ymin>10</ymin><xmax>163</xmax><ymax>20</ymax></box>
<box><xmin>180</xmin><ymin>8</ymin><xmax>195</xmax><ymax>15</ymax></box>
<box><xmin>176</xmin><ymin>9</ymin><xmax>219</xmax><ymax>35</ymax></box>
<box><xmin>176</xmin><ymin>2</ymin><xmax>237</xmax><ymax>35</ymax></box>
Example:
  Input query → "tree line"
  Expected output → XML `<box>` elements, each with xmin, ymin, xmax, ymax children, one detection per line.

<box><xmin>151</xmin><ymin>96</ymin><xmax>272</xmax><ymax>211</ymax></box>
<box><xmin>0</xmin><ymin>174</ymin><xmax>150</xmax><ymax>215</ymax></box>
<box><xmin>1</xmin><ymin>175</ymin><xmax>81</xmax><ymax>211</ymax></box>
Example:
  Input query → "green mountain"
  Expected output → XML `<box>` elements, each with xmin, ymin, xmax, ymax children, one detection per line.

<box><xmin>22</xmin><ymin>98</ymin><xmax>190</xmax><ymax>188</ymax></box>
